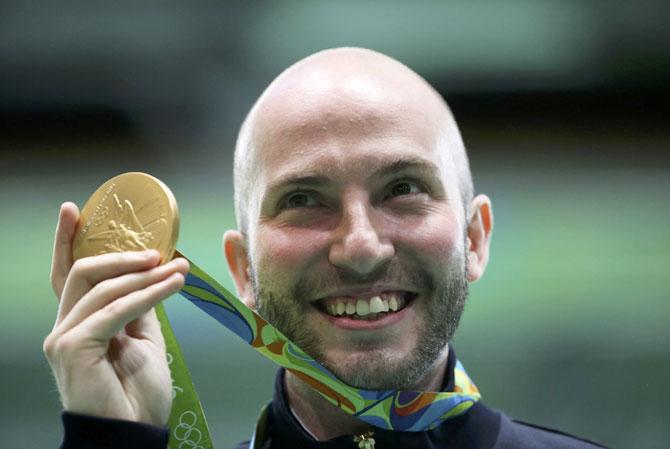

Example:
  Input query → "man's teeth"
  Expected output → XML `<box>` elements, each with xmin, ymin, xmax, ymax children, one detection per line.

<box><xmin>356</xmin><ymin>299</ymin><xmax>370</xmax><ymax>316</ymax></box>
<box><xmin>336</xmin><ymin>302</ymin><xmax>345</xmax><ymax>315</ymax></box>
<box><xmin>323</xmin><ymin>294</ymin><xmax>407</xmax><ymax>318</ymax></box>
<box><xmin>389</xmin><ymin>296</ymin><xmax>398</xmax><ymax>312</ymax></box>
<box><xmin>346</xmin><ymin>302</ymin><xmax>356</xmax><ymax>314</ymax></box>
<box><xmin>369</xmin><ymin>296</ymin><xmax>383</xmax><ymax>314</ymax></box>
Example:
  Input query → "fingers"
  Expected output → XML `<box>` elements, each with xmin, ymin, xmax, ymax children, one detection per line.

<box><xmin>51</xmin><ymin>202</ymin><xmax>80</xmax><ymax>299</ymax></box>
<box><xmin>57</xmin><ymin>250</ymin><xmax>163</xmax><ymax>324</ymax></box>
<box><xmin>56</xmin><ymin>257</ymin><xmax>189</xmax><ymax>332</ymax></box>
<box><xmin>83</xmin><ymin>271</ymin><xmax>186</xmax><ymax>341</ymax></box>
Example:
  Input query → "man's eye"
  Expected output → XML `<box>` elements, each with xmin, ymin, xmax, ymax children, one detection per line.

<box><xmin>284</xmin><ymin>192</ymin><xmax>319</xmax><ymax>208</ymax></box>
<box><xmin>388</xmin><ymin>180</ymin><xmax>422</xmax><ymax>198</ymax></box>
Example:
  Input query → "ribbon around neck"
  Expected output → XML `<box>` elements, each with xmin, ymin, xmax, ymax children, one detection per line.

<box><xmin>168</xmin><ymin>254</ymin><xmax>480</xmax><ymax>434</ymax></box>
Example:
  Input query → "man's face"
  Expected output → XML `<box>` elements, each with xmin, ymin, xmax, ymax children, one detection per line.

<box><xmin>243</xmin><ymin>71</ymin><xmax>470</xmax><ymax>390</ymax></box>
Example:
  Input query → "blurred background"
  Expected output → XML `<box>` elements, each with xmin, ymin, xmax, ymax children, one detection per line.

<box><xmin>1</xmin><ymin>1</ymin><xmax>668</xmax><ymax>448</ymax></box>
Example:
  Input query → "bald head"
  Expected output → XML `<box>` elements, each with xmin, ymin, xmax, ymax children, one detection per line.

<box><xmin>234</xmin><ymin>47</ymin><xmax>473</xmax><ymax>235</ymax></box>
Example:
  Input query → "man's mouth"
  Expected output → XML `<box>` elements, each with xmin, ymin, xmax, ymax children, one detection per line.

<box><xmin>315</xmin><ymin>291</ymin><xmax>416</xmax><ymax>321</ymax></box>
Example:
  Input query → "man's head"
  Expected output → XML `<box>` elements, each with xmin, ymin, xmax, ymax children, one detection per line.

<box><xmin>224</xmin><ymin>47</ymin><xmax>493</xmax><ymax>390</ymax></box>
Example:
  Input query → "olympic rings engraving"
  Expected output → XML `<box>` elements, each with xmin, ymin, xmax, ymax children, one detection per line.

<box><xmin>173</xmin><ymin>411</ymin><xmax>205</xmax><ymax>449</ymax></box>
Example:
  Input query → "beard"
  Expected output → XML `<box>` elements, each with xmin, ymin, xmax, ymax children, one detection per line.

<box><xmin>251</xmin><ymin>244</ymin><xmax>469</xmax><ymax>391</ymax></box>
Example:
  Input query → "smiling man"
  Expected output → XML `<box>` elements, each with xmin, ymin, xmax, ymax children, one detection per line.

<box><xmin>46</xmin><ymin>48</ymin><xmax>606</xmax><ymax>448</ymax></box>
<box><xmin>226</xmin><ymin>48</ymin><xmax>479</xmax><ymax>395</ymax></box>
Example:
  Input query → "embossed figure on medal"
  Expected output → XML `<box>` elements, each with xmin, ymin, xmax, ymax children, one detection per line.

<box><xmin>86</xmin><ymin>194</ymin><xmax>167</xmax><ymax>253</ymax></box>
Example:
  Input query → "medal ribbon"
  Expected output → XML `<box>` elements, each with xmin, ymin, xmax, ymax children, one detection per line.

<box><xmin>159</xmin><ymin>251</ymin><xmax>480</xmax><ymax>448</ymax></box>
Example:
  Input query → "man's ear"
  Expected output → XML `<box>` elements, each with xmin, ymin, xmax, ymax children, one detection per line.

<box><xmin>223</xmin><ymin>230</ymin><xmax>256</xmax><ymax>309</ymax></box>
<box><xmin>466</xmin><ymin>194</ymin><xmax>493</xmax><ymax>283</ymax></box>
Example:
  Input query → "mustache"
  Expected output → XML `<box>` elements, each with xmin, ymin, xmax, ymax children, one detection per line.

<box><xmin>292</xmin><ymin>258</ymin><xmax>435</xmax><ymax>302</ymax></box>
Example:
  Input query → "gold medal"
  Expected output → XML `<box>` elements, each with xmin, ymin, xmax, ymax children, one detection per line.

<box><xmin>72</xmin><ymin>172</ymin><xmax>179</xmax><ymax>263</ymax></box>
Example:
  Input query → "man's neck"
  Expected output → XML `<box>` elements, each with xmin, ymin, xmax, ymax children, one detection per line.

<box><xmin>284</xmin><ymin>348</ymin><xmax>450</xmax><ymax>441</ymax></box>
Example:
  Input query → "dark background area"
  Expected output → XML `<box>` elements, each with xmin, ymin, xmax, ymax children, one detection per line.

<box><xmin>1</xmin><ymin>1</ymin><xmax>668</xmax><ymax>448</ymax></box>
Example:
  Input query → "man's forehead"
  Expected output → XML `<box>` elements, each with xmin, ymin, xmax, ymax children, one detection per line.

<box><xmin>250</xmin><ymin>75</ymin><xmax>448</xmax><ymax>175</ymax></box>
<box><xmin>255</xmin><ymin>115</ymin><xmax>448</xmax><ymax>199</ymax></box>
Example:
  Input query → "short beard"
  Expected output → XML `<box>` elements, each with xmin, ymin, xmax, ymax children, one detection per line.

<box><xmin>252</xmin><ymin>248</ymin><xmax>469</xmax><ymax>391</ymax></box>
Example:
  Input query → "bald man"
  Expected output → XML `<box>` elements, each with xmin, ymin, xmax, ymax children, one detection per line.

<box><xmin>46</xmin><ymin>48</ymin><xmax>607</xmax><ymax>449</ymax></box>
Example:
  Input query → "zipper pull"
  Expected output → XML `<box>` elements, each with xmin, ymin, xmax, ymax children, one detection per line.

<box><xmin>354</xmin><ymin>431</ymin><xmax>375</xmax><ymax>449</ymax></box>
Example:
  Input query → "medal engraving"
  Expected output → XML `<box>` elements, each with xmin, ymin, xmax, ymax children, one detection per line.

<box><xmin>87</xmin><ymin>194</ymin><xmax>164</xmax><ymax>253</ymax></box>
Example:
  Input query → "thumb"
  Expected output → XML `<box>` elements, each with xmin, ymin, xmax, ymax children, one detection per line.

<box><xmin>51</xmin><ymin>202</ymin><xmax>80</xmax><ymax>299</ymax></box>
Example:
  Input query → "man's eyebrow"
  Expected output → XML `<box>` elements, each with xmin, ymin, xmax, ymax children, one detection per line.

<box><xmin>265</xmin><ymin>175</ymin><xmax>332</xmax><ymax>195</ymax></box>
<box><xmin>374</xmin><ymin>158</ymin><xmax>441</xmax><ymax>178</ymax></box>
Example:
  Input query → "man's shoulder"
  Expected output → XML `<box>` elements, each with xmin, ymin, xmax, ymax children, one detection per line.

<box><xmin>496</xmin><ymin>412</ymin><xmax>608</xmax><ymax>449</ymax></box>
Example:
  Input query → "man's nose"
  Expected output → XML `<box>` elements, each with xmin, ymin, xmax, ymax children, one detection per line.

<box><xmin>329</xmin><ymin>197</ymin><xmax>394</xmax><ymax>276</ymax></box>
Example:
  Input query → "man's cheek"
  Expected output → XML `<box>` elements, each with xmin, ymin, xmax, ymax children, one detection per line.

<box><xmin>403</xmin><ymin>223</ymin><xmax>461</xmax><ymax>265</ymax></box>
<box><xmin>258</xmin><ymin>229</ymin><xmax>327</xmax><ymax>267</ymax></box>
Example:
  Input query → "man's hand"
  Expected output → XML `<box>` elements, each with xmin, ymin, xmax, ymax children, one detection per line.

<box><xmin>43</xmin><ymin>202</ymin><xmax>189</xmax><ymax>426</ymax></box>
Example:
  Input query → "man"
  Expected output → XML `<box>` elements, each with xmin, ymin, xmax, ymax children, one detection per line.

<box><xmin>45</xmin><ymin>47</ymin><xmax>606</xmax><ymax>448</ymax></box>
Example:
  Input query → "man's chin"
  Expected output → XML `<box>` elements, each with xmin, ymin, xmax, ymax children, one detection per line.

<box><xmin>321</xmin><ymin>349</ymin><xmax>429</xmax><ymax>391</ymax></box>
